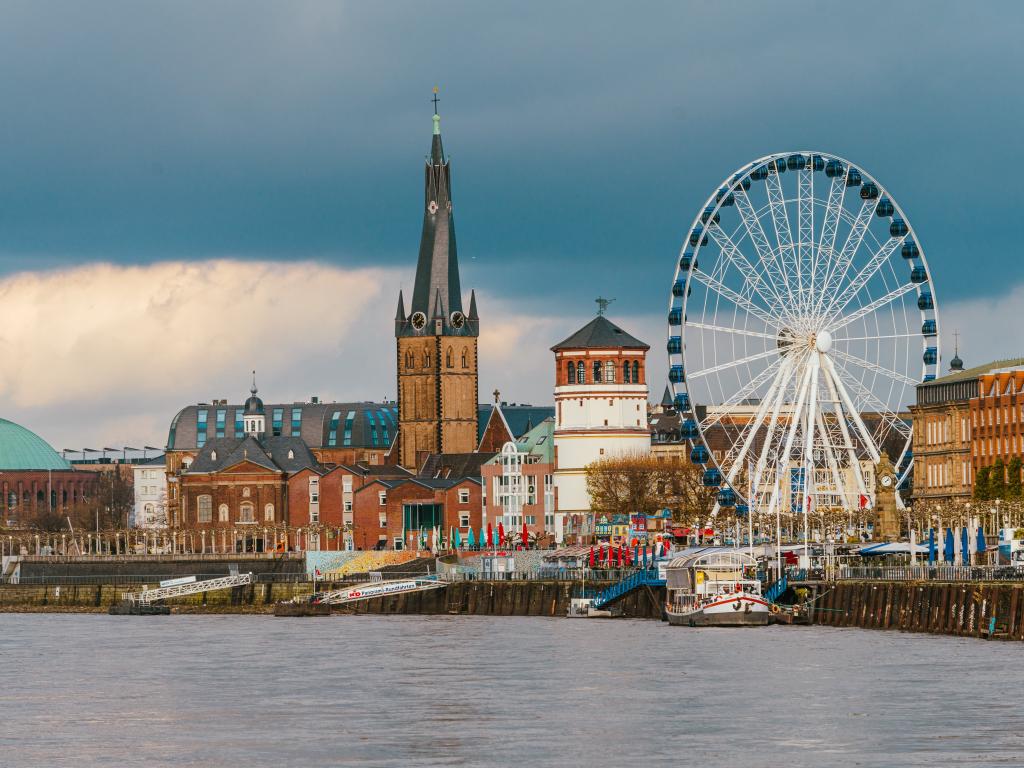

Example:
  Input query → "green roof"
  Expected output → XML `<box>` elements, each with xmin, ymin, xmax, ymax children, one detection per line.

<box><xmin>920</xmin><ymin>357</ymin><xmax>1024</xmax><ymax>387</ymax></box>
<box><xmin>0</xmin><ymin>418</ymin><xmax>71</xmax><ymax>470</ymax></box>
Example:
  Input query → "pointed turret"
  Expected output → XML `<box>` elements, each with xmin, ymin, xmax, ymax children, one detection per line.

<box><xmin>395</xmin><ymin>102</ymin><xmax>475</xmax><ymax>338</ymax></box>
<box><xmin>661</xmin><ymin>385</ymin><xmax>673</xmax><ymax>410</ymax></box>
<box><xmin>395</xmin><ymin>290</ymin><xmax>406</xmax><ymax>322</ymax></box>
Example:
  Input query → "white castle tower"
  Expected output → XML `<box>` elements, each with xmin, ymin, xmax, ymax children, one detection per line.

<box><xmin>552</xmin><ymin>310</ymin><xmax>651</xmax><ymax>540</ymax></box>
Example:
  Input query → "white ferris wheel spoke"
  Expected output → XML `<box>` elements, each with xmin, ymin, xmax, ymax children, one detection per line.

<box><xmin>733</xmin><ymin>186</ymin><xmax>793</xmax><ymax>305</ymax></box>
<box><xmin>829</xmin><ymin>347</ymin><xmax>919</xmax><ymax>389</ymax></box>
<box><xmin>765</xmin><ymin>167</ymin><xmax>798</xmax><ymax>303</ymax></box>
<box><xmin>720</xmin><ymin>360</ymin><xmax>793</xmax><ymax>488</ymax></box>
<box><xmin>687</xmin><ymin>347</ymin><xmax>781</xmax><ymax>381</ymax></box>
<box><xmin>689</xmin><ymin>269</ymin><xmax>783</xmax><ymax>329</ymax></box>
<box><xmin>699</xmin><ymin>356</ymin><xmax>785</xmax><ymax>431</ymax></box>
<box><xmin>825</xmin><ymin>236</ymin><xmax>906</xmax><ymax>324</ymax></box>
<box><xmin>797</xmin><ymin>167</ymin><xmax>814</xmax><ymax>316</ymax></box>
<box><xmin>828</xmin><ymin>360</ymin><xmax>913</xmax><ymax>441</ymax></box>
<box><xmin>828</xmin><ymin>282</ymin><xmax>917</xmax><ymax>333</ymax></box>
<box><xmin>705</xmin><ymin>222</ymin><xmax>789</xmax><ymax>313</ymax></box>
<box><xmin>821</xmin><ymin>353</ymin><xmax>881</xmax><ymax>464</ymax></box>
<box><xmin>815</xmin><ymin>407</ymin><xmax>851</xmax><ymax>509</ymax></box>
<box><xmin>684</xmin><ymin>321</ymin><xmax>778</xmax><ymax>342</ymax></box>
<box><xmin>833</xmin><ymin>332</ymin><xmax>920</xmax><ymax>343</ymax></box>
<box><xmin>816</xmin><ymin>197</ymin><xmax>876</xmax><ymax>317</ymax></box>
<box><xmin>821</xmin><ymin>364</ymin><xmax>870</xmax><ymax>502</ymax></box>
<box><xmin>750</xmin><ymin>354</ymin><xmax>800</xmax><ymax>507</ymax></box>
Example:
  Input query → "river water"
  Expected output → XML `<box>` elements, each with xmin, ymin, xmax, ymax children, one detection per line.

<box><xmin>1</xmin><ymin>614</ymin><xmax>1021</xmax><ymax>767</ymax></box>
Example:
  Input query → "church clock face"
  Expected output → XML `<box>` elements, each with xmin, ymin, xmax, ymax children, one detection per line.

<box><xmin>450</xmin><ymin>311</ymin><xmax>465</xmax><ymax>329</ymax></box>
<box><xmin>410</xmin><ymin>311</ymin><xmax>426</xmax><ymax>330</ymax></box>
<box><xmin>881</xmin><ymin>475</ymin><xmax>893</xmax><ymax>488</ymax></box>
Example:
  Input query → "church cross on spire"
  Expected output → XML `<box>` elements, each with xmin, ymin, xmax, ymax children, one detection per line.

<box><xmin>432</xmin><ymin>86</ymin><xmax>440</xmax><ymax>115</ymax></box>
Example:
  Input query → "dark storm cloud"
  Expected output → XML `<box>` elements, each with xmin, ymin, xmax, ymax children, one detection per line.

<box><xmin>0</xmin><ymin>0</ymin><xmax>1018</xmax><ymax>312</ymax></box>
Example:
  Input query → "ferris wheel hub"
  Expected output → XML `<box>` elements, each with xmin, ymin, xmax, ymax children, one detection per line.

<box><xmin>814</xmin><ymin>329</ymin><xmax>833</xmax><ymax>353</ymax></box>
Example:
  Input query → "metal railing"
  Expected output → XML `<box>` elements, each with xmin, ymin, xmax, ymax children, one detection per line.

<box><xmin>838</xmin><ymin>565</ymin><xmax>1024</xmax><ymax>582</ymax></box>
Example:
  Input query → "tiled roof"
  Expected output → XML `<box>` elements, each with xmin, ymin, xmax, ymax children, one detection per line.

<box><xmin>551</xmin><ymin>315</ymin><xmax>649</xmax><ymax>351</ymax></box>
<box><xmin>185</xmin><ymin>436</ymin><xmax>319</xmax><ymax>475</ymax></box>
<box><xmin>920</xmin><ymin>357</ymin><xmax>1024</xmax><ymax>387</ymax></box>
<box><xmin>418</xmin><ymin>452</ymin><xmax>496</xmax><ymax>480</ymax></box>
<box><xmin>475</xmin><ymin>404</ymin><xmax>555</xmax><ymax>443</ymax></box>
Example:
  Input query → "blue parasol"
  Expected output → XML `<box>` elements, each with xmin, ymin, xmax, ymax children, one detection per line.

<box><xmin>454</xmin><ymin>527</ymin><xmax>462</xmax><ymax>549</ymax></box>
<box><xmin>928</xmin><ymin>528</ymin><xmax>936</xmax><ymax>565</ymax></box>
<box><xmin>944</xmin><ymin>528</ymin><xmax>954</xmax><ymax>563</ymax></box>
<box><xmin>467</xmin><ymin>527</ymin><xmax>476</xmax><ymax>549</ymax></box>
<box><xmin>961</xmin><ymin>526</ymin><xmax>970</xmax><ymax>566</ymax></box>
<box><xmin>977</xmin><ymin>525</ymin><xmax>987</xmax><ymax>554</ymax></box>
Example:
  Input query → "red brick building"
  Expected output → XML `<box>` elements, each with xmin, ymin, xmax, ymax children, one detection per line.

<box><xmin>352</xmin><ymin>476</ymin><xmax>482</xmax><ymax>551</ymax></box>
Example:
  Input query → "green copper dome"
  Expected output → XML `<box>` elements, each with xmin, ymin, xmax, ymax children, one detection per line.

<box><xmin>0</xmin><ymin>418</ymin><xmax>71</xmax><ymax>470</ymax></box>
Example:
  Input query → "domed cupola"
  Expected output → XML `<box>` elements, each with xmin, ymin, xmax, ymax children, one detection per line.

<box><xmin>949</xmin><ymin>333</ymin><xmax>964</xmax><ymax>372</ymax></box>
<box><xmin>243</xmin><ymin>371</ymin><xmax>266</xmax><ymax>436</ymax></box>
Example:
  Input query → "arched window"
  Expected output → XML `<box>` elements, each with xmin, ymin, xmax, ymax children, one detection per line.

<box><xmin>461</xmin><ymin>349</ymin><xmax>468</xmax><ymax>369</ymax></box>
<box><xmin>633</xmin><ymin>360</ymin><xmax>640</xmax><ymax>383</ymax></box>
<box><xmin>239</xmin><ymin>502</ymin><xmax>254</xmax><ymax>523</ymax></box>
<box><xmin>593</xmin><ymin>360</ymin><xmax>602</xmax><ymax>382</ymax></box>
<box><xmin>566</xmin><ymin>361</ymin><xmax>574</xmax><ymax>383</ymax></box>
<box><xmin>210</xmin><ymin>450</ymin><xmax>217</xmax><ymax>461</ymax></box>
<box><xmin>576</xmin><ymin>361</ymin><xmax>585</xmax><ymax>384</ymax></box>
<box><xmin>623</xmin><ymin>360</ymin><xmax>631</xmax><ymax>383</ymax></box>
<box><xmin>446</xmin><ymin>347</ymin><xmax>453</xmax><ymax>368</ymax></box>
<box><xmin>264</xmin><ymin>503</ymin><xmax>275</xmax><ymax>521</ymax></box>
<box><xmin>287</xmin><ymin>449</ymin><xmax>294</xmax><ymax>459</ymax></box>
<box><xmin>424</xmin><ymin>352</ymin><xmax>431</xmax><ymax>368</ymax></box>
<box><xmin>197</xmin><ymin>495</ymin><xmax>212</xmax><ymax>523</ymax></box>
<box><xmin>218</xmin><ymin>503</ymin><xmax>229</xmax><ymax>522</ymax></box>
<box><xmin>405</xmin><ymin>351</ymin><xmax>414</xmax><ymax>368</ymax></box>
<box><xmin>605</xmin><ymin>360</ymin><xmax>615</xmax><ymax>383</ymax></box>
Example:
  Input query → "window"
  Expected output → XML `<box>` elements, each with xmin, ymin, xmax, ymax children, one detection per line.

<box><xmin>379</xmin><ymin>491</ymin><xmax>387</xmax><ymax>506</ymax></box>
<box><xmin>242</xmin><ymin>487</ymin><xmax>250</xmax><ymax>498</ymax></box>
<box><xmin>344</xmin><ymin>500</ymin><xmax>352</xmax><ymax>512</ymax></box>
<box><xmin>210</xmin><ymin>450</ymin><xmax>217</xmax><ymax>461</ymax></box>
<box><xmin>272</xmin><ymin>409</ymin><xmax>284</xmax><ymax>436</ymax></box>
<box><xmin>458</xmin><ymin>488</ymin><xmax>470</xmax><ymax>503</ymax></box>
<box><xmin>342</xmin><ymin>476</ymin><xmax>352</xmax><ymax>492</ymax></box>
<box><xmin>462</xmin><ymin>349</ymin><xmax>468</xmax><ymax>368</ymax></box>
<box><xmin>405</xmin><ymin>350</ymin><xmax>414</xmax><ymax>368</ymax></box>
<box><xmin>217</xmin><ymin>503</ymin><xmax>228</xmax><ymax>522</ymax></box>
<box><xmin>343</xmin><ymin>410</ymin><xmax>355</xmax><ymax>446</ymax></box>
<box><xmin>632</xmin><ymin>361</ymin><xmax>640</xmax><ymax>383</ymax></box>
<box><xmin>593</xmin><ymin>360</ymin><xmax>602</xmax><ymax>382</ymax></box>
<box><xmin>567</xmin><ymin>361</ymin><xmax>574</xmax><ymax>382</ymax></box>
<box><xmin>525</xmin><ymin>515</ymin><xmax>536</xmax><ymax>525</ymax></box>
<box><xmin>446</xmin><ymin>347</ymin><xmax>453</xmax><ymax>367</ymax></box>
<box><xmin>423</xmin><ymin>352</ymin><xmax>431</xmax><ymax>368</ymax></box>
<box><xmin>328</xmin><ymin>410</ymin><xmax>341</xmax><ymax>447</ymax></box>
<box><xmin>605</xmin><ymin>360</ymin><xmax>615</xmax><ymax>383</ymax></box>
<box><xmin>235</xmin><ymin>409</ymin><xmax>244</xmax><ymax>435</ymax></box>
<box><xmin>379</xmin><ymin>512</ymin><xmax>388</xmax><ymax>527</ymax></box>
<box><xmin>197</xmin><ymin>495</ymin><xmax>212</xmax><ymax>523</ymax></box>
<box><xmin>264</xmin><ymin>503</ymin><xmax>275</xmax><ymax>521</ymax></box>
<box><xmin>576</xmin><ymin>361</ymin><xmax>585</xmax><ymax>384</ymax></box>
<box><xmin>623</xmin><ymin>360</ymin><xmax>631</xmax><ymax>383</ymax></box>
<box><xmin>287</xmin><ymin>449</ymin><xmax>294</xmax><ymax>460</ymax></box>
<box><xmin>460</xmin><ymin>512</ymin><xmax>470</xmax><ymax>527</ymax></box>
<box><xmin>215</xmin><ymin>409</ymin><xmax>226</xmax><ymax>438</ymax></box>
<box><xmin>291</xmin><ymin>408</ymin><xmax>302</xmax><ymax>436</ymax></box>
<box><xmin>310</xmin><ymin>478</ymin><xmax>320</xmax><ymax>503</ymax></box>
<box><xmin>239</xmin><ymin>503</ymin><xmax>254</xmax><ymax>523</ymax></box>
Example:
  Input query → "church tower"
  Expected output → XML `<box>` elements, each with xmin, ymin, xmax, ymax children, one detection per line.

<box><xmin>395</xmin><ymin>102</ymin><xmax>479</xmax><ymax>470</ymax></box>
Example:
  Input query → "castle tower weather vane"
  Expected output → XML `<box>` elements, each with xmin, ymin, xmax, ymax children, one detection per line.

<box><xmin>595</xmin><ymin>296</ymin><xmax>615</xmax><ymax>315</ymax></box>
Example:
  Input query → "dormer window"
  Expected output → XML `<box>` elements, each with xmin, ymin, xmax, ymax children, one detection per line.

<box><xmin>210</xmin><ymin>450</ymin><xmax>217</xmax><ymax>461</ymax></box>
<box><xmin>287</xmin><ymin>449</ymin><xmax>294</xmax><ymax>460</ymax></box>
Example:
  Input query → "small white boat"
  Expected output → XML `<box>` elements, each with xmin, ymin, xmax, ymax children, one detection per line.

<box><xmin>664</xmin><ymin>548</ymin><xmax>769</xmax><ymax>627</ymax></box>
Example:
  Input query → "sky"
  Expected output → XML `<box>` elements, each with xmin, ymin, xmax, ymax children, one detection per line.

<box><xmin>1</xmin><ymin>1</ymin><xmax>1022</xmax><ymax>451</ymax></box>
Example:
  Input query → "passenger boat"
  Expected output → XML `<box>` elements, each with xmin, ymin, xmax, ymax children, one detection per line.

<box><xmin>664</xmin><ymin>548</ymin><xmax>769</xmax><ymax>627</ymax></box>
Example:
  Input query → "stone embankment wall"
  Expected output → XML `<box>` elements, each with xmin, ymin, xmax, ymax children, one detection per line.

<box><xmin>808</xmin><ymin>581</ymin><xmax>1024</xmax><ymax>640</ymax></box>
<box><xmin>0</xmin><ymin>582</ymin><xmax>309</xmax><ymax>613</ymax></box>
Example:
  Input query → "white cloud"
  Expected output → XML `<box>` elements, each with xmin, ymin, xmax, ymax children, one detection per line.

<box><xmin>942</xmin><ymin>284</ymin><xmax>1024</xmax><ymax>370</ymax></box>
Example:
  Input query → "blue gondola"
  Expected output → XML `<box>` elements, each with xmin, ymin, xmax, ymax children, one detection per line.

<box><xmin>702</xmin><ymin>468</ymin><xmax>723</xmax><ymax>487</ymax></box>
<box><xmin>701</xmin><ymin>207</ymin><xmax>721</xmax><ymax>225</ymax></box>
<box><xmin>667</xmin><ymin>336</ymin><xmax>682</xmax><ymax>354</ymax></box>
<box><xmin>846</xmin><ymin>168</ymin><xmax>862</xmax><ymax>186</ymax></box>
<box><xmin>811</xmin><ymin>154</ymin><xmax>825</xmax><ymax>172</ymax></box>
<box><xmin>786</xmin><ymin>153</ymin><xmax>806</xmax><ymax>171</ymax></box>
<box><xmin>825</xmin><ymin>159</ymin><xmax>844</xmax><ymax>177</ymax></box>
<box><xmin>735</xmin><ymin>503</ymin><xmax>750</xmax><ymax>517</ymax></box>
<box><xmin>902</xmin><ymin>240</ymin><xmax>919</xmax><ymax>259</ymax></box>
<box><xmin>924</xmin><ymin>347</ymin><xmax>938</xmax><ymax>365</ymax></box>
<box><xmin>674</xmin><ymin>393</ymin><xmax>691</xmax><ymax>412</ymax></box>
<box><xmin>734</xmin><ymin>176</ymin><xmax>751</xmax><ymax>191</ymax></box>
<box><xmin>679</xmin><ymin>250</ymin><xmax>697</xmax><ymax>270</ymax></box>
<box><xmin>890</xmin><ymin>218</ymin><xmax>908</xmax><ymax>237</ymax></box>
<box><xmin>860</xmin><ymin>182</ymin><xmax>879</xmax><ymax>200</ymax></box>
<box><xmin>875</xmin><ymin>198</ymin><xmax>894</xmax><ymax>217</ymax></box>
<box><xmin>689</xmin><ymin>443</ymin><xmax>709</xmax><ymax>463</ymax></box>
<box><xmin>923</xmin><ymin>374</ymin><xmax>936</xmax><ymax>382</ymax></box>
<box><xmin>716</xmin><ymin>187</ymin><xmax>736</xmax><ymax>206</ymax></box>
<box><xmin>669</xmin><ymin>364</ymin><xmax>685</xmax><ymax>383</ymax></box>
<box><xmin>672</xmin><ymin>278</ymin><xmax>685</xmax><ymax>297</ymax></box>
<box><xmin>689</xmin><ymin>226</ymin><xmax>708</xmax><ymax>247</ymax></box>
<box><xmin>668</xmin><ymin>307</ymin><xmax>683</xmax><ymax>326</ymax></box>
<box><xmin>773</xmin><ymin>158</ymin><xmax>787</xmax><ymax>173</ymax></box>
<box><xmin>750</xmin><ymin>165</ymin><xmax>769</xmax><ymax>181</ymax></box>
<box><xmin>918</xmin><ymin>291</ymin><xmax>934</xmax><ymax>310</ymax></box>
<box><xmin>681</xmin><ymin>419</ymin><xmax>699</xmax><ymax>440</ymax></box>
<box><xmin>717</xmin><ymin>488</ymin><xmax>737</xmax><ymax>507</ymax></box>
<box><xmin>910</xmin><ymin>266</ymin><xmax>928</xmax><ymax>283</ymax></box>
<box><xmin>921</xmin><ymin>319</ymin><xmax>937</xmax><ymax>336</ymax></box>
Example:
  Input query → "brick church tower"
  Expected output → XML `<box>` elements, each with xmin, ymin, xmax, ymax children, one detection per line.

<box><xmin>394</xmin><ymin>105</ymin><xmax>479</xmax><ymax>470</ymax></box>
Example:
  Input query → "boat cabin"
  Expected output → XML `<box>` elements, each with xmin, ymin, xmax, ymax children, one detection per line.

<box><xmin>665</xmin><ymin>547</ymin><xmax>761</xmax><ymax>613</ymax></box>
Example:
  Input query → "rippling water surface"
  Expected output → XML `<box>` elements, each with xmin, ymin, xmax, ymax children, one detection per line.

<box><xmin>2</xmin><ymin>614</ymin><xmax>1022</xmax><ymax>767</ymax></box>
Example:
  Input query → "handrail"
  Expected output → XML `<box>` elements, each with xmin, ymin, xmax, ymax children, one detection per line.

<box><xmin>592</xmin><ymin>567</ymin><xmax>665</xmax><ymax>609</ymax></box>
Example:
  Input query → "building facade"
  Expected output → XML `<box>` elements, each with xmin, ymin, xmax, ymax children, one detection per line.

<box><xmin>395</xmin><ymin>109</ymin><xmax>479</xmax><ymax>470</ymax></box>
<box><xmin>969</xmin><ymin>364</ymin><xmax>1024</xmax><ymax>490</ymax></box>
<box><xmin>480</xmin><ymin>418</ymin><xmax>557</xmax><ymax>544</ymax></box>
<box><xmin>551</xmin><ymin>315</ymin><xmax>651</xmax><ymax>540</ymax></box>
<box><xmin>132</xmin><ymin>454</ymin><xmax>167</xmax><ymax>528</ymax></box>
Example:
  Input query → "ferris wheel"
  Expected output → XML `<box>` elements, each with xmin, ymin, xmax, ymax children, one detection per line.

<box><xmin>667</xmin><ymin>151</ymin><xmax>938</xmax><ymax>521</ymax></box>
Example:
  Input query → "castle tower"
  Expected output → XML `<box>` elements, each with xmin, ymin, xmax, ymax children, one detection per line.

<box><xmin>551</xmin><ymin>314</ymin><xmax>651</xmax><ymax>539</ymax></box>
<box><xmin>395</xmin><ymin>104</ymin><xmax>479</xmax><ymax>470</ymax></box>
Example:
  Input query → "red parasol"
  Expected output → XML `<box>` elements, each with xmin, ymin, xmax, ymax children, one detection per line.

<box><xmin>498</xmin><ymin>521</ymin><xmax>506</xmax><ymax>546</ymax></box>
<box><xmin>486</xmin><ymin>522</ymin><xmax>493</xmax><ymax>548</ymax></box>
<box><xmin>522</xmin><ymin>521</ymin><xmax>529</xmax><ymax>549</ymax></box>
<box><xmin>588</xmin><ymin>547</ymin><xmax>595</xmax><ymax>568</ymax></box>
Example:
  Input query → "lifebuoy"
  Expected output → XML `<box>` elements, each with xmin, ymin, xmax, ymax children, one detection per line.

<box><xmin>732</xmin><ymin>598</ymin><xmax>742</xmax><ymax>611</ymax></box>
<box><xmin>770</xmin><ymin>603</ymin><xmax>781</xmax><ymax>614</ymax></box>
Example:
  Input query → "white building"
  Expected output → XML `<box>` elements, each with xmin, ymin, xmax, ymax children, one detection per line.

<box><xmin>132</xmin><ymin>454</ymin><xmax>167</xmax><ymax>528</ymax></box>
<box><xmin>552</xmin><ymin>314</ymin><xmax>651</xmax><ymax>539</ymax></box>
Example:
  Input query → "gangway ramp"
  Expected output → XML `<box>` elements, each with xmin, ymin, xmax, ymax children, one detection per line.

<box><xmin>121</xmin><ymin>572</ymin><xmax>254</xmax><ymax>604</ymax></box>
<box><xmin>314</xmin><ymin>574</ymin><xmax>446</xmax><ymax>606</ymax></box>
